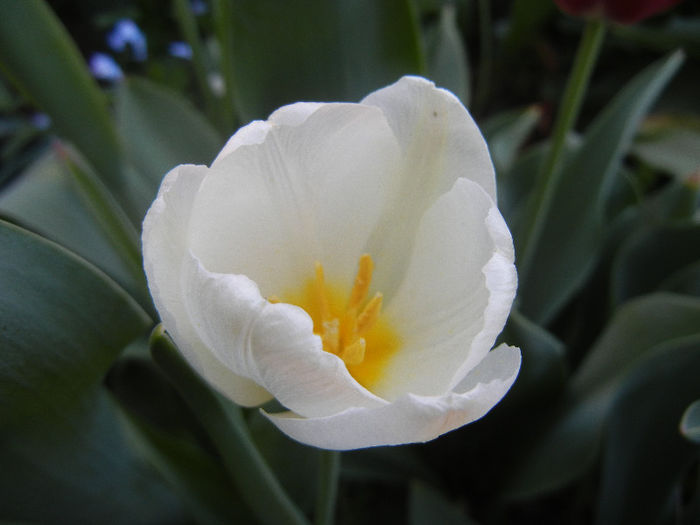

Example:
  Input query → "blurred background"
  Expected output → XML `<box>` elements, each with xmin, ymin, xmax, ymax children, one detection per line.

<box><xmin>1</xmin><ymin>1</ymin><xmax>700</xmax><ymax>524</ymax></box>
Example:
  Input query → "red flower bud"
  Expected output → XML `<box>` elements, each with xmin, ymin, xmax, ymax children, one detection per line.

<box><xmin>554</xmin><ymin>0</ymin><xmax>682</xmax><ymax>24</ymax></box>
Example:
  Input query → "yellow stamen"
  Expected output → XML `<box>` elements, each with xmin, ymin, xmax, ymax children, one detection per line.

<box><xmin>347</xmin><ymin>253</ymin><xmax>373</xmax><ymax>311</ymax></box>
<box><xmin>357</xmin><ymin>292</ymin><xmax>383</xmax><ymax>335</ymax></box>
<box><xmin>277</xmin><ymin>253</ymin><xmax>399</xmax><ymax>389</ymax></box>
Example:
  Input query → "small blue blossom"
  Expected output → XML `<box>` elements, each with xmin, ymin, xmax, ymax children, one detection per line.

<box><xmin>107</xmin><ymin>19</ymin><xmax>147</xmax><ymax>62</ymax></box>
<box><xmin>89</xmin><ymin>53</ymin><xmax>124</xmax><ymax>81</ymax></box>
<box><xmin>190</xmin><ymin>0</ymin><xmax>208</xmax><ymax>15</ymax></box>
<box><xmin>169</xmin><ymin>41</ymin><xmax>193</xmax><ymax>60</ymax></box>
<box><xmin>30</xmin><ymin>113</ymin><xmax>52</xmax><ymax>130</ymax></box>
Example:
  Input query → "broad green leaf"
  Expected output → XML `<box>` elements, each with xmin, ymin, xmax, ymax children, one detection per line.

<box><xmin>611</xmin><ymin>223</ymin><xmax>700</xmax><ymax>306</ymax></box>
<box><xmin>150</xmin><ymin>326</ymin><xmax>310</xmax><ymax>525</ymax></box>
<box><xmin>225</xmin><ymin>0</ymin><xmax>424</xmax><ymax>121</ymax></box>
<box><xmin>120</xmin><ymin>405</ymin><xmax>251</xmax><ymax>525</ymax></box>
<box><xmin>0</xmin><ymin>150</ymin><xmax>148</xmax><ymax>308</ymax></box>
<box><xmin>498</xmin><ymin>309</ymin><xmax>567</xmax><ymax>405</ymax></box>
<box><xmin>0</xmin><ymin>220</ymin><xmax>178</xmax><ymax>522</ymax></box>
<box><xmin>680</xmin><ymin>399</ymin><xmax>700</xmax><ymax>444</ymax></box>
<box><xmin>596</xmin><ymin>337</ymin><xmax>700</xmax><ymax>525</ymax></box>
<box><xmin>505</xmin><ymin>293</ymin><xmax>700</xmax><ymax>499</ymax></box>
<box><xmin>426</xmin><ymin>3</ymin><xmax>470</xmax><ymax>105</ymax></box>
<box><xmin>0</xmin><ymin>1</ymin><xmax>136</xmax><ymax>218</ymax></box>
<box><xmin>632</xmin><ymin>115</ymin><xmax>700</xmax><ymax>181</ymax></box>
<box><xmin>482</xmin><ymin>105</ymin><xmax>541</xmax><ymax>180</ymax></box>
<box><xmin>502</xmin><ymin>0</ymin><xmax>556</xmax><ymax>57</ymax></box>
<box><xmin>518</xmin><ymin>50</ymin><xmax>684</xmax><ymax>324</ymax></box>
<box><xmin>116</xmin><ymin>77</ymin><xmax>223</xmax><ymax>188</ymax></box>
<box><xmin>248</xmin><ymin>411</ymin><xmax>320</xmax><ymax>513</ymax></box>
<box><xmin>409</xmin><ymin>480</ymin><xmax>476</xmax><ymax>525</ymax></box>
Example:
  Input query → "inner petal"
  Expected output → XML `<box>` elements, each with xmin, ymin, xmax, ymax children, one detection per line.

<box><xmin>277</xmin><ymin>254</ymin><xmax>400</xmax><ymax>391</ymax></box>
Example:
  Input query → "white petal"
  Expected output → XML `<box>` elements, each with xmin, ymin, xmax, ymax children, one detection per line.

<box><xmin>142</xmin><ymin>164</ymin><xmax>271</xmax><ymax>406</ymax></box>
<box><xmin>362</xmin><ymin>76</ymin><xmax>495</xmax><ymax>199</ymax></box>
<box><xmin>182</xmin><ymin>254</ymin><xmax>386</xmax><ymax>418</ymax></box>
<box><xmin>265</xmin><ymin>344</ymin><xmax>521</xmax><ymax>450</ymax></box>
<box><xmin>212</xmin><ymin>103</ymin><xmax>323</xmax><ymax>167</ymax></box>
<box><xmin>211</xmin><ymin>120</ymin><xmax>272</xmax><ymax>167</ymax></box>
<box><xmin>268</xmin><ymin>102</ymin><xmax>324</xmax><ymax>127</ymax></box>
<box><xmin>379</xmin><ymin>178</ymin><xmax>517</xmax><ymax>400</ymax></box>
<box><xmin>187</xmin><ymin>102</ymin><xmax>401</xmax><ymax>296</ymax></box>
<box><xmin>361</xmin><ymin>76</ymin><xmax>497</xmax><ymax>294</ymax></box>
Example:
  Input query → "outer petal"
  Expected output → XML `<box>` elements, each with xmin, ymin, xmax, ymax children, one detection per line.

<box><xmin>362</xmin><ymin>76</ymin><xmax>495</xmax><ymax>199</ymax></box>
<box><xmin>142</xmin><ymin>164</ymin><xmax>271</xmax><ymax>406</ymax></box>
<box><xmin>379</xmin><ymin>178</ymin><xmax>517</xmax><ymax>400</ymax></box>
<box><xmin>361</xmin><ymin>76</ymin><xmax>497</xmax><ymax>294</ymax></box>
<box><xmin>188</xmin><ymin>103</ymin><xmax>401</xmax><ymax>296</ymax></box>
<box><xmin>264</xmin><ymin>344</ymin><xmax>521</xmax><ymax>450</ymax></box>
<box><xmin>211</xmin><ymin>102</ymin><xmax>325</xmax><ymax>166</ymax></box>
<box><xmin>182</xmin><ymin>254</ymin><xmax>386</xmax><ymax>418</ymax></box>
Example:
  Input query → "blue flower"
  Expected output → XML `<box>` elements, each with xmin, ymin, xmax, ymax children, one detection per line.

<box><xmin>107</xmin><ymin>19</ymin><xmax>147</xmax><ymax>62</ymax></box>
<box><xmin>169</xmin><ymin>41</ymin><xmax>193</xmax><ymax>60</ymax></box>
<box><xmin>89</xmin><ymin>53</ymin><xmax>124</xmax><ymax>81</ymax></box>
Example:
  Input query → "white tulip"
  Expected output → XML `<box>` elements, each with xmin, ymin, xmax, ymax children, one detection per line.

<box><xmin>143</xmin><ymin>76</ymin><xmax>521</xmax><ymax>450</ymax></box>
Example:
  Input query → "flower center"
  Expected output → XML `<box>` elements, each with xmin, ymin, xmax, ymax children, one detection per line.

<box><xmin>276</xmin><ymin>254</ymin><xmax>400</xmax><ymax>390</ymax></box>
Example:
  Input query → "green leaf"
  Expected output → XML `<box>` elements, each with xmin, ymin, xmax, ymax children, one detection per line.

<box><xmin>0</xmin><ymin>1</ymin><xmax>135</xmax><ymax>217</ymax></box>
<box><xmin>0</xmin><ymin>220</ymin><xmax>178</xmax><ymax>522</ymax></box>
<box><xmin>0</xmin><ymin>150</ymin><xmax>148</xmax><ymax>308</ymax></box>
<box><xmin>505</xmin><ymin>293</ymin><xmax>700</xmax><ymax>499</ymax></box>
<box><xmin>225</xmin><ymin>0</ymin><xmax>424</xmax><ymax>121</ymax></box>
<box><xmin>680</xmin><ymin>400</ymin><xmax>700</xmax><ymax>444</ymax></box>
<box><xmin>482</xmin><ymin>105</ymin><xmax>542</xmax><ymax>181</ymax></box>
<box><xmin>499</xmin><ymin>309</ymin><xmax>567</xmax><ymax>405</ymax></box>
<box><xmin>596</xmin><ymin>336</ymin><xmax>700</xmax><ymax>525</ymax></box>
<box><xmin>632</xmin><ymin>115</ymin><xmax>700</xmax><ymax>181</ymax></box>
<box><xmin>425</xmin><ymin>3</ymin><xmax>470</xmax><ymax>105</ymax></box>
<box><xmin>409</xmin><ymin>480</ymin><xmax>476</xmax><ymax>525</ymax></box>
<box><xmin>611</xmin><ymin>223</ymin><xmax>700</xmax><ymax>306</ymax></box>
<box><xmin>149</xmin><ymin>325</ymin><xmax>310</xmax><ymax>525</ymax></box>
<box><xmin>518</xmin><ymin>50</ymin><xmax>684</xmax><ymax>324</ymax></box>
<box><xmin>121</xmin><ymin>406</ymin><xmax>252</xmax><ymax>525</ymax></box>
<box><xmin>116</xmin><ymin>77</ymin><xmax>223</xmax><ymax>188</ymax></box>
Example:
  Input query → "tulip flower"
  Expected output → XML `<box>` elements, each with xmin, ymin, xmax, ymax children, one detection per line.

<box><xmin>142</xmin><ymin>76</ymin><xmax>521</xmax><ymax>450</ymax></box>
<box><xmin>554</xmin><ymin>0</ymin><xmax>682</xmax><ymax>24</ymax></box>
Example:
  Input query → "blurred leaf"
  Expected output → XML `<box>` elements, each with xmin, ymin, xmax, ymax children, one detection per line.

<box><xmin>573</xmin><ymin>293</ymin><xmax>700</xmax><ymax>395</ymax></box>
<box><xmin>680</xmin><ymin>400</ymin><xmax>700</xmax><ymax>444</ymax></box>
<box><xmin>612</xmin><ymin>17</ymin><xmax>700</xmax><ymax>57</ymax></box>
<box><xmin>121</xmin><ymin>407</ymin><xmax>251</xmax><ymax>525</ymax></box>
<box><xmin>116</xmin><ymin>77</ymin><xmax>223</xmax><ymax>187</ymax></box>
<box><xmin>226</xmin><ymin>0</ymin><xmax>424</xmax><ymax>121</ymax></box>
<box><xmin>611</xmin><ymin>223</ymin><xmax>700</xmax><ymax>306</ymax></box>
<box><xmin>409</xmin><ymin>480</ymin><xmax>476</xmax><ymax>525</ymax></box>
<box><xmin>0</xmin><ymin>1</ymin><xmax>137</xmax><ymax>218</ymax></box>
<box><xmin>518</xmin><ymin>50</ymin><xmax>684</xmax><ymax>324</ymax></box>
<box><xmin>247</xmin><ymin>411</ymin><xmax>320</xmax><ymax>513</ymax></box>
<box><xmin>0</xmin><ymin>149</ymin><xmax>148</xmax><ymax>307</ymax></box>
<box><xmin>482</xmin><ymin>105</ymin><xmax>541</xmax><ymax>180</ymax></box>
<box><xmin>499</xmin><ymin>309</ymin><xmax>567</xmax><ymax>405</ymax></box>
<box><xmin>150</xmin><ymin>326</ymin><xmax>310</xmax><ymax>525</ymax></box>
<box><xmin>632</xmin><ymin>115</ymin><xmax>700</xmax><ymax>181</ymax></box>
<box><xmin>0</xmin><ymin>220</ymin><xmax>178</xmax><ymax>523</ymax></box>
<box><xmin>502</xmin><ymin>0</ymin><xmax>556</xmax><ymax>56</ymax></box>
<box><xmin>663</xmin><ymin>261</ymin><xmax>700</xmax><ymax>296</ymax></box>
<box><xmin>505</xmin><ymin>293</ymin><xmax>700</xmax><ymax>499</ymax></box>
<box><xmin>596</xmin><ymin>336</ymin><xmax>700</xmax><ymax>525</ymax></box>
<box><xmin>426</xmin><ymin>3</ymin><xmax>470</xmax><ymax>105</ymax></box>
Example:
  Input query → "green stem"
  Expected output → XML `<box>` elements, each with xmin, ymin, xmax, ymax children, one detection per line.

<box><xmin>315</xmin><ymin>450</ymin><xmax>341</xmax><ymax>525</ymax></box>
<box><xmin>518</xmin><ymin>18</ymin><xmax>606</xmax><ymax>279</ymax></box>
<box><xmin>150</xmin><ymin>326</ymin><xmax>310</xmax><ymax>525</ymax></box>
<box><xmin>211</xmin><ymin>0</ymin><xmax>237</xmax><ymax>132</ymax></box>
<box><xmin>172</xmin><ymin>0</ymin><xmax>221</xmax><ymax>131</ymax></box>
<box><xmin>475</xmin><ymin>0</ymin><xmax>493</xmax><ymax>113</ymax></box>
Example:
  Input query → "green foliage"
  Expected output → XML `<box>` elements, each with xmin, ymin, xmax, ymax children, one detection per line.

<box><xmin>1</xmin><ymin>0</ymin><xmax>699</xmax><ymax>523</ymax></box>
